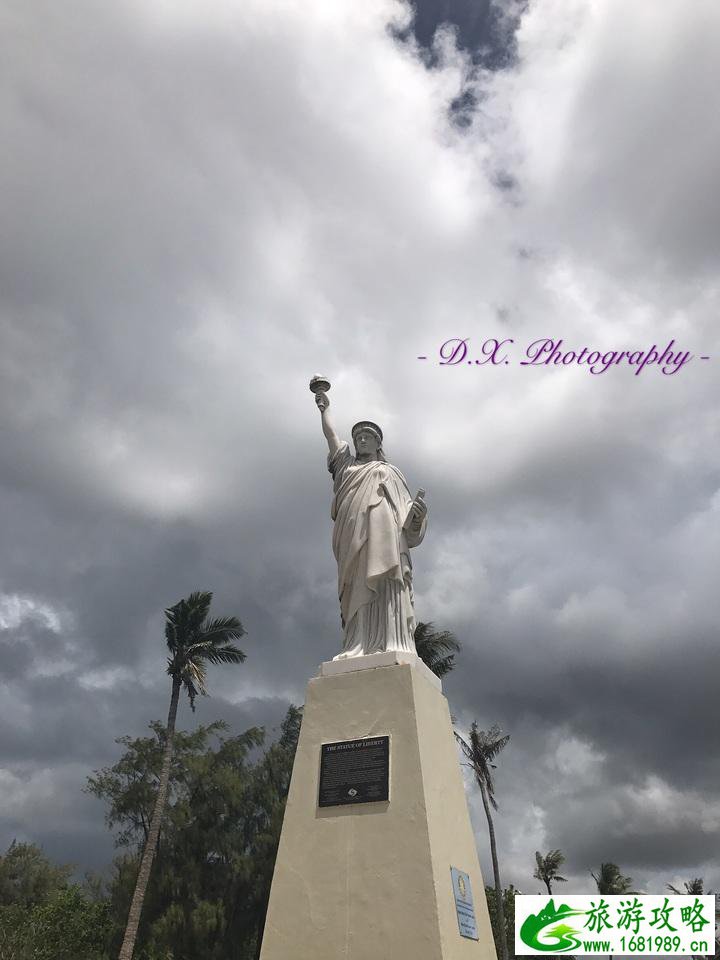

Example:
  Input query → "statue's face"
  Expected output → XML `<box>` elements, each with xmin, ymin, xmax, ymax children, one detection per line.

<box><xmin>354</xmin><ymin>429</ymin><xmax>380</xmax><ymax>459</ymax></box>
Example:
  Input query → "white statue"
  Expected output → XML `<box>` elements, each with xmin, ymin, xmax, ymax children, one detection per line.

<box><xmin>310</xmin><ymin>377</ymin><xmax>427</xmax><ymax>659</ymax></box>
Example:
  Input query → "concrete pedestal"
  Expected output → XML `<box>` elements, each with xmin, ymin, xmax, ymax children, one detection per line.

<box><xmin>259</xmin><ymin>653</ymin><xmax>497</xmax><ymax>960</ymax></box>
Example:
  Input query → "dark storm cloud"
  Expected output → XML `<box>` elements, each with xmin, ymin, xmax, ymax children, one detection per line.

<box><xmin>0</xmin><ymin>621</ymin><xmax>56</xmax><ymax>681</ymax></box>
<box><xmin>405</xmin><ymin>0</ymin><xmax>525</xmax><ymax>67</ymax></box>
<box><xmin>451</xmin><ymin>631</ymin><xmax>719</xmax><ymax>789</ymax></box>
<box><xmin>567</xmin><ymin>818</ymin><xmax>718</xmax><ymax>877</ymax></box>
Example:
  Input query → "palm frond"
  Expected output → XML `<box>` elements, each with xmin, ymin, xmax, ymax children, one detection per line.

<box><xmin>414</xmin><ymin>621</ymin><xmax>461</xmax><ymax>678</ymax></box>
<box><xmin>164</xmin><ymin>605</ymin><xmax>180</xmax><ymax>653</ymax></box>
<box><xmin>414</xmin><ymin>622</ymin><xmax>461</xmax><ymax>656</ymax></box>
<box><xmin>182</xmin><ymin>678</ymin><xmax>206</xmax><ymax>711</ymax></box>
<box><xmin>667</xmin><ymin>879</ymin><xmax>705</xmax><ymax>896</ymax></box>
<box><xmin>164</xmin><ymin>591</ymin><xmax>214</xmax><ymax>651</ymax></box>
<box><xmin>185</xmin><ymin>658</ymin><xmax>207</xmax><ymax>688</ymax></box>
<box><xmin>473</xmin><ymin>724</ymin><xmax>511</xmax><ymax>763</ymax></box>
<box><xmin>592</xmin><ymin>862</ymin><xmax>634</xmax><ymax>895</ymax></box>
<box><xmin>184</xmin><ymin>590</ymin><xmax>213</xmax><ymax>621</ymax></box>
<box><xmin>201</xmin><ymin>644</ymin><xmax>247</xmax><ymax>665</ymax></box>
<box><xmin>428</xmin><ymin>654</ymin><xmax>456</xmax><ymax>678</ymax></box>
<box><xmin>179</xmin><ymin>657</ymin><xmax>208</xmax><ymax>708</ymax></box>
<box><xmin>454</xmin><ymin>731</ymin><xmax>473</xmax><ymax>763</ymax></box>
<box><xmin>184</xmin><ymin>639</ymin><xmax>246</xmax><ymax>663</ymax></box>
<box><xmin>200</xmin><ymin>616</ymin><xmax>246</xmax><ymax>643</ymax></box>
<box><xmin>182</xmin><ymin>675</ymin><xmax>200</xmax><ymax>709</ymax></box>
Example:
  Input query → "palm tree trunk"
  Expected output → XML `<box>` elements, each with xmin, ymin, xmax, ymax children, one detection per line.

<box><xmin>118</xmin><ymin>676</ymin><xmax>181</xmax><ymax>960</ymax></box>
<box><xmin>479</xmin><ymin>780</ymin><xmax>509</xmax><ymax>960</ymax></box>
<box><xmin>545</xmin><ymin>879</ymin><xmax>552</xmax><ymax>896</ymax></box>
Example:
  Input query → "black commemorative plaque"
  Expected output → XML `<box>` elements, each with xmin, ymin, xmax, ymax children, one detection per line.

<box><xmin>318</xmin><ymin>736</ymin><xmax>390</xmax><ymax>807</ymax></box>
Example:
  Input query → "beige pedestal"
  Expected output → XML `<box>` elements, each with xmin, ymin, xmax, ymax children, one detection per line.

<box><xmin>259</xmin><ymin>653</ymin><xmax>497</xmax><ymax>960</ymax></box>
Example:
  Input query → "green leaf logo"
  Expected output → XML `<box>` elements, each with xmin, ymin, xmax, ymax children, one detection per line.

<box><xmin>520</xmin><ymin>900</ymin><xmax>586</xmax><ymax>953</ymax></box>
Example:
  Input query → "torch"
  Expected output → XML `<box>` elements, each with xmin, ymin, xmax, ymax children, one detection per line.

<box><xmin>309</xmin><ymin>376</ymin><xmax>331</xmax><ymax>396</ymax></box>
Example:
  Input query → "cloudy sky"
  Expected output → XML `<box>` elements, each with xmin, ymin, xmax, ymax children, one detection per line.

<box><xmin>1</xmin><ymin>0</ymin><xmax>718</xmax><ymax>898</ymax></box>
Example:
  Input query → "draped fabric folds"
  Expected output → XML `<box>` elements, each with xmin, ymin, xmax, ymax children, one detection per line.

<box><xmin>328</xmin><ymin>442</ymin><xmax>426</xmax><ymax>658</ymax></box>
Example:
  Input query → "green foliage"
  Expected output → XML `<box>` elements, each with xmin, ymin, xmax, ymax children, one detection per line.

<box><xmin>0</xmin><ymin>903</ymin><xmax>28</xmax><ymax>960</ymax></box>
<box><xmin>0</xmin><ymin>842</ymin><xmax>94</xmax><ymax>959</ymax></box>
<box><xmin>0</xmin><ymin>883</ymin><xmax>111</xmax><ymax>960</ymax></box>
<box><xmin>414</xmin><ymin>621</ymin><xmax>461</xmax><ymax>678</ymax></box>
<box><xmin>486</xmin><ymin>884</ymin><xmax>517</xmax><ymax>960</ymax></box>
<box><xmin>87</xmin><ymin>721</ymin><xmax>229</xmax><ymax>847</ymax></box>
<box><xmin>89</xmin><ymin>706</ymin><xmax>302</xmax><ymax>960</ymax></box>
<box><xmin>0</xmin><ymin>841</ymin><xmax>72</xmax><ymax>908</ymax></box>
<box><xmin>25</xmin><ymin>887</ymin><xmax>111</xmax><ymax>960</ymax></box>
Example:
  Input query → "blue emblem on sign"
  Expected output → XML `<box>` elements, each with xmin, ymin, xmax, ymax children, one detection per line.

<box><xmin>451</xmin><ymin>866</ymin><xmax>479</xmax><ymax>940</ymax></box>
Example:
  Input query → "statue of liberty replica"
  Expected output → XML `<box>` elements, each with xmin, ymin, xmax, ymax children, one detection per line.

<box><xmin>259</xmin><ymin>377</ymin><xmax>495</xmax><ymax>960</ymax></box>
<box><xmin>311</xmin><ymin>376</ymin><xmax>428</xmax><ymax>659</ymax></box>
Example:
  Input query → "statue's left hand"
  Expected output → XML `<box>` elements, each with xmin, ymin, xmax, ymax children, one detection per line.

<box><xmin>409</xmin><ymin>491</ymin><xmax>427</xmax><ymax>527</ymax></box>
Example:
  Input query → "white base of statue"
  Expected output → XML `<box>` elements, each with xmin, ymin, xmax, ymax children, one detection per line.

<box><xmin>320</xmin><ymin>649</ymin><xmax>441</xmax><ymax>689</ymax></box>
<box><xmin>259</xmin><ymin>654</ymin><xmax>497</xmax><ymax>960</ymax></box>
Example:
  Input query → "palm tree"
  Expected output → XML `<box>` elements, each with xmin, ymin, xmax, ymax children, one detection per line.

<box><xmin>667</xmin><ymin>880</ymin><xmax>718</xmax><ymax>960</ymax></box>
<box><xmin>118</xmin><ymin>590</ymin><xmax>246</xmax><ymax>960</ymax></box>
<box><xmin>591</xmin><ymin>863</ymin><xmax>634</xmax><ymax>960</ymax></box>
<box><xmin>414</xmin><ymin>621</ymin><xmax>461</xmax><ymax>678</ymax></box>
<box><xmin>534</xmin><ymin>849</ymin><xmax>568</xmax><ymax>895</ymax></box>
<box><xmin>667</xmin><ymin>878</ymin><xmax>705</xmax><ymax>895</ymax></box>
<box><xmin>456</xmin><ymin>723</ymin><xmax>510</xmax><ymax>960</ymax></box>
<box><xmin>591</xmin><ymin>862</ymin><xmax>634</xmax><ymax>895</ymax></box>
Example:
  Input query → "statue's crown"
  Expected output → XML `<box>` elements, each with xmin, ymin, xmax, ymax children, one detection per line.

<box><xmin>351</xmin><ymin>420</ymin><xmax>383</xmax><ymax>444</ymax></box>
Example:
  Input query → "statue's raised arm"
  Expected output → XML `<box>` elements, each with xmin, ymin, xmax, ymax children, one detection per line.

<box><xmin>309</xmin><ymin>375</ymin><xmax>428</xmax><ymax>662</ymax></box>
<box><xmin>310</xmin><ymin>375</ymin><xmax>341</xmax><ymax>458</ymax></box>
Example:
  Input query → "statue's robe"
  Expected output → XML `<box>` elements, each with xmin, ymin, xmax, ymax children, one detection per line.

<box><xmin>328</xmin><ymin>442</ymin><xmax>426</xmax><ymax>657</ymax></box>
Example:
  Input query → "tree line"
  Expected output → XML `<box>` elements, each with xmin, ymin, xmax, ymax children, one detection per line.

<box><xmin>0</xmin><ymin>591</ymin><xmax>715</xmax><ymax>959</ymax></box>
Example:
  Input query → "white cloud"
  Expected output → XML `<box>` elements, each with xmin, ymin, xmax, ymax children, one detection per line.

<box><xmin>77</xmin><ymin>666</ymin><xmax>136</xmax><ymax>691</ymax></box>
<box><xmin>549</xmin><ymin>734</ymin><xmax>606</xmax><ymax>782</ymax></box>
<box><xmin>0</xmin><ymin>593</ymin><xmax>62</xmax><ymax>633</ymax></box>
